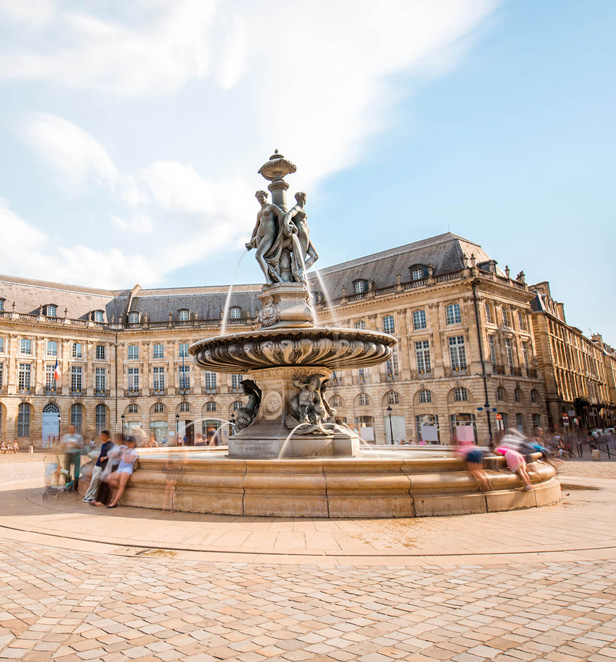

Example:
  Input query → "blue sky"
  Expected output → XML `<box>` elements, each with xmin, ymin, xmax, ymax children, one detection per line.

<box><xmin>0</xmin><ymin>1</ymin><xmax>613</xmax><ymax>341</ymax></box>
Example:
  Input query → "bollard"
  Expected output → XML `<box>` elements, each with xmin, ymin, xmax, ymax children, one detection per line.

<box><xmin>29</xmin><ymin>445</ymin><xmax>34</xmax><ymax>453</ymax></box>
<box><xmin>592</xmin><ymin>449</ymin><xmax>602</xmax><ymax>461</ymax></box>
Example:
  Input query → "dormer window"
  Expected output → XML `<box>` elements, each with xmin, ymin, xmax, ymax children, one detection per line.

<box><xmin>229</xmin><ymin>306</ymin><xmax>242</xmax><ymax>319</ymax></box>
<box><xmin>128</xmin><ymin>312</ymin><xmax>140</xmax><ymax>324</ymax></box>
<box><xmin>178</xmin><ymin>309</ymin><xmax>190</xmax><ymax>322</ymax></box>
<box><xmin>45</xmin><ymin>304</ymin><xmax>57</xmax><ymax>317</ymax></box>
<box><xmin>0</xmin><ymin>299</ymin><xmax>4</xmax><ymax>312</ymax></box>
<box><xmin>410</xmin><ymin>265</ymin><xmax>426</xmax><ymax>281</ymax></box>
<box><xmin>93</xmin><ymin>310</ymin><xmax>104</xmax><ymax>323</ymax></box>
<box><xmin>353</xmin><ymin>279</ymin><xmax>368</xmax><ymax>294</ymax></box>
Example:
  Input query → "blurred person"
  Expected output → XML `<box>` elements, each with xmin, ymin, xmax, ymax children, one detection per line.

<box><xmin>494</xmin><ymin>445</ymin><xmax>533</xmax><ymax>490</ymax></box>
<box><xmin>105</xmin><ymin>436</ymin><xmax>139</xmax><ymax>508</ymax></box>
<box><xmin>162</xmin><ymin>452</ymin><xmax>186</xmax><ymax>513</ymax></box>
<box><xmin>61</xmin><ymin>425</ymin><xmax>83</xmax><ymax>491</ymax></box>
<box><xmin>83</xmin><ymin>431</ymin><xmax>113</xmax><ymax>503</ymax></box>
<box><xmin>92</xmin><ymin>434</ymin><xmax>125</xmax><ymax>507</ymax></box>
<box><xmin>456</xmin><ymin>439</ymin><xmax>492</xmax><ymax>492</ymax></box>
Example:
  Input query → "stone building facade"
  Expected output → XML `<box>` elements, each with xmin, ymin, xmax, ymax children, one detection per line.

<box><xmin>530</xmin><ymin>282</ymin><xmax>616</xmax><ymax>430</ymax></box>
<box><xmin>0</xmin><ymin>232</ymin><xmax>610</xmax><ymax>448</ymax></box>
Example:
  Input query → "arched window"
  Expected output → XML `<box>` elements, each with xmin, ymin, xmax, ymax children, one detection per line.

<box><xmin>128</xmin><ymin>312</ymin><xmax>140</xmax><ymax>324</ymax></box>
<box><xmin>95</xmin><ymin>404</ymin><xmax>107</xmax><ymax>435</ymax></box>
<box><xmin>330</xmin><ymin>395</ymin><xmax>343</xmax><ymax>408</ymax></box>
<box><xmin>206</xmin><ymin>401</ymin><xmax>217</xmax><ymax>412</ymax></box>
<box><xmin>153</xmin><ymin>403</ymin><xmax>164</xmax><ymax>414</ymax></box>
<box><xmin>353</xmin><ymin>280</ymin><xmax>368</xmax><ymax>294</ymax></box>
<box><xmin>17</xmin><ymin>402</ymin><xmax>31</xmax><ymax>437</ymax></box>
<box><xmin>382</xmin><ymin>315</ymin><xmax>395</xmax><ymax>334</ymax></box>
<box><xmin>410</xmin><ymin>265</ymin><xmax>426</xmax><ymax>281</ymax></box>
<box><xmin>127</xmin><ymin>404</ymin><xmax>138</xmax><ymax>414</ymax></box>
<box><xmin>178</xmin><ymin>309</ymin><xmax>190</xmax><ymax>321</ymax></box>
<box><xmin>530</xmin><ymin>389</ymin><xmax>539</xmax><ymax>404</ymax></box>
<box><xmin>43</xmin><ymin>402</ymin><xmax>60</xmax><ymax>413</ymax></box>
<box><xmin>70</xmin><ymin>403</ymin><xmax>83</xmax><ymax>434</ymax></box>
<box><xmin>418</xmin><ymin>389</ymin><xmax>432</xmax><ymax>404</ymax></box>
<box><xmin>453</xmin><ymin>387</ymin><xmax>468</xmax><ymax>402</ymax></box>
<box><xmin>514</xmin><ymin>388</ymin><xmax>522</xmax><ymax>403</ymax></box>
<box><xmin>496</xmin><ymin>386</ymin><xmax>505</xmax><ymax>401</ymax></box>
<box><xmin>45</xmin><ymin>304</ymin><xmax>57</xmax><ymax>317</ymax></box>
<box><xmin>229</xmin><ymin>306</ymin><xmax>242</xmax><ymax>319</ymax></box>
<box><xmin>232</xmin><ymin>400</ymin><xmax>244</xmax><ymax>411</ymax></box>
<box><xmin>387</xmin><ymin>391</ymin><xmax>400</xmax><ymax>405</ymax></box>
<box><xmin>179</xmin><ymin>402</ymin><xmax>190</xmax><ymax>412</ymax></box>
<box><xmin>358</xmin><ymin>393</ymin><xmax>370</xmax><ymax>407</ymax></box>
<box><xmin>354</xmin><ymin>320</ymin><xmax>366</xmax><ymax>330</ymax></box>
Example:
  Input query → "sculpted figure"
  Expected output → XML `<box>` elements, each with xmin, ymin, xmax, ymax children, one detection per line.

<box><xmin>283</xmin><ymin>192</ymin><xmax>318</xmax><ymax>281</ymax></box>
<box><xmin>288</xmin><ymin>374</ymin><xmax>330</xmax><ymax>426</ymax></box>
<box><xmin>234</xmin><ymin>380</ymin><xmax>262</xmax><ymax>431</ymax></box>
<box><xmin>246</xmin><ymin>191</ymin><xmax>285</xmax><ymax>284</ymax></box>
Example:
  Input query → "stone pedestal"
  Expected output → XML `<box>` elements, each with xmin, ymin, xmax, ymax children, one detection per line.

<box><xmin>228</xmin><ymin>366</ymin><xmax>360</xmax><ymax>459</ymax></box>
<box><xmin>257</xmin><ymin>283</ymin><xmax>315</xmax><ymax>328</ymax></box>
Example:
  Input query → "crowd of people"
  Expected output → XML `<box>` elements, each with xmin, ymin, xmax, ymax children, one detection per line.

<box><xmin>0</xmin><ymin>440</ymin><xmax>19</xmax><ymax>453</ymax></box>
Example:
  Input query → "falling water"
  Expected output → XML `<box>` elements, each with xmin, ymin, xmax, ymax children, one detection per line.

<box><xmin>291</xmin><ymin>234</ymin><xmax>319</xmax><ymax>325</ymax></box>
<box><xmin>182</xmin><ymin>417</ymin><xmax>236</xmax><ymax>445</ymax></box>
<box><xmin>220</xmin><ymin>250</ymin><xmax>248</xmax><ymax>336</ymax></box>
<box><xmin>277</xmin><ymin>422</ymin><xmax>313</xmax><ymax>459</ymax></box>
<box><xmin>313</xmin><ymin>268</ymin><xmax>339</xmax><ymax>326</ymax></box>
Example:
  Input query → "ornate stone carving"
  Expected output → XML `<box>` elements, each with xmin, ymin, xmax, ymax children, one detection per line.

<box><xmin>234</xmin><ymin>380</ymin><xmax>262</xmax><ymax>431</ymax></box>
<box><xmin>286</xmin><ymin>374</ymin><xmax>337</xmax><ymax>432</ymax></box>
<box><xmin>262</xmin><ymin>390</ymin><xmax>283</xmax><ymax>419</ymax></box>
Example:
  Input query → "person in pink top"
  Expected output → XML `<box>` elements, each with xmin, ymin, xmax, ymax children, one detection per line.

<box><xmin>494</xmin><ymin>446</ymin><xmax>533</xmax><ymax>490</ymax></box>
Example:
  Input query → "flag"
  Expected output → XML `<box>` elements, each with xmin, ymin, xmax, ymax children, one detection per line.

<box><xmin>54</xmin><ymin>360</ymin><xmax>60</xmax><ymax>381</ymax></box>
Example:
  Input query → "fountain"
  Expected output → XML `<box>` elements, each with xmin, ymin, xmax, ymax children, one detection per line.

<box><xmin>105</xmin><ymin>152</ymin><xmax>561</xmax><ymax>518</ymax></box>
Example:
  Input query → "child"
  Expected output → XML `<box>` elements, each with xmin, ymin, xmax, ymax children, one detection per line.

<box><xmin>494</xmin><ymin>446</ymin><xmax>533</xmax><ymax>491</ymax></box>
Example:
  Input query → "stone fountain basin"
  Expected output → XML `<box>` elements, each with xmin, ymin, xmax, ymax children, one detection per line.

<box><xmin>190</xmin><ymin>326</ymin><xmax>397</xmax><ymax>372</ymax></box>
<box><xmin>95</xmin><ymin>448</ymin><xmax>561</xmax><ymax>519</ymax></box>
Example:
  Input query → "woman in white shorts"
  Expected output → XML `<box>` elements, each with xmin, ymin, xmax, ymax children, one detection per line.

<box><xmin>106</xmin><ymin>437</ymin><xmax>138</xmax><ymax>508</ymax></box>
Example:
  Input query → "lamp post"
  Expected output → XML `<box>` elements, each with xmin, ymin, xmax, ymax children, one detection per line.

<box><xmin>176</xmin><ymin>413</ymin><xmax>180</xmax><ymax>446</ymax></box>
<box><xmin>386</xmin><ymin>405</ymin><xmax>394</xmax><ymax>445</ymax></box>
<box><xmin>121</xmin><ymin>413</ymin><xmax>125</xmax><ymax>440</ymax></box>
<box><xmin>230</xmin><ymin>412</ymin><xmax>236</xmax><ymax>437</ymax></box>
<box><xmin>57</xmin><ymin>414</ymin><xmax>61</xmax><ymax>445</ymax></box>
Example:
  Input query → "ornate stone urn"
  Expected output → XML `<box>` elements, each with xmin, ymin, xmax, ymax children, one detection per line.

<box><xmin>190</xmin><ymin>152</ymin><xmax>397</xmax><ymax>458</ymax></box>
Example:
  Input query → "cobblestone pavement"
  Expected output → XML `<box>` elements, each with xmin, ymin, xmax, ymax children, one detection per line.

<box><xmin>1</xmin><ymin>457</ymin><xmax>616</xmax><ymax>661</ymax></box>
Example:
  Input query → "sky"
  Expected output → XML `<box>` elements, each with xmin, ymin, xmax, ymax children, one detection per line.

<box><xmin>0</xmin><ymin>0</ymin><xmax>614</xmax><ymax>341</ymax></box>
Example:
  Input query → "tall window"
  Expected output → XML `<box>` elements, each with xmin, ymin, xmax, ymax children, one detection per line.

<box><xmin>20</xmin><ymin>338</ymin><xmax>32</xmax><ymax>355</ymax></box>
<box><xmin>453</xmin><ymin>387</ymin><xmax>468</xmax><ymax>402</ymax></box>
<box><xmin>70</xmin><ymin>403</ymin><xmax>82</xmax><ymax>435</ymax></box>
<box><xmin>358</xmin><ymin>368</ymin><xmax>368</xmax><ymax>383</ymax></box>
<box><xmin>518</xmin><ymin>310</ymin><xmax>526</xmax><ymax>331</ymax></box>
<box><xmin>448</xmin><ymin>336</ymin><xmax>467</xmax><ymax>371</ymax></box>
<box><xmin>354</xmin><ymin>280</ymin><xmax>367</xmax><ymax>294</ymax></box>
<box><xmin>95</xmin><ymin>345</ymin><xmax>106</xmax><ymax>360</ymax></box>
<box><xmin>382</xmin><ymin>315</ymin><xmax>395</xmax><ymax>334</ymax></box>
<box><xmin>179</xmin><ymin>366</ymin><xmax>190</xmax><ymax>390</ymax></box>
<box><xmin>387</xmin><ymin>391</ymin><xmax>400</xmax><ymax>405</ymax></box>
<box><xmin>358</xmin><ymin>393</ymin><xmax>370</xmax><ymax>406</ymax></box>
<box><xmin>504</xmin><ymin>338</ymin><xmax>514</xmax><ymax>370</ymax></box>
<box><xmin>502</xmin><ymin>308</ymin><xmax>511</xmax><ymax>328</ymax></box>
<box><xmin>127</xmin><ymin>345</ymin><xmax>139</xmax><ymax>360</ymax></box>
<box><xmin>128</xmin><ymin>312</ymin><xmax>140</xmax><ymax>324</ymax></box>
<box><xmin>71</xmin><ymin>366</ymin><xmax>82</xmax><ymax>392</ymax></box>
<box><xmin>413</xmin><ymin>310</ymin><xmax>427</xmax><ymax>330</ymax></box>
<box><xmin>93</xmin><ymin>310</ymin><xmax>104</xmax><ymax>322</ymax></box>
<box><xmin>0</xmin><ymin>338</ymin><xmax>4</xmax><ymax>353</ymax></box>
<box><xmin>0</xmin><ymin>363</ymin><xmax>3</xmax><ymax>389</ymax></box>
<box><xmin>496</xmin><ymin>386</ymin><xmax>505</xmax><ymax>401</ymax></box>
<box><xmin>514</xmin><ymin>388</ymin><xmax>522</xmax><ymax>403</ymax></box>
<box><xmin>531</xmin><ymin>389</ymin><xmax>538</xmax><ymax>403</ymax></box>
<box><xmin>46</xmin><ymin>304</ymin><xmax>57</xmax><ymax>317</ymax></box>
<box><xmin>415</xmin><ymin>340</ymin><xmax>431</xmax><ymax>374</ymax></box>
<box><xmin>0</xmin><ymin>300</ymin><xmax>3</xmax><ymax>311</ymax></box>
<box><xmin>45</xmin><ymin>364</ymin><xmax>56</xmax><ymax>391</ymax></box>
<box><xmin>521</xmin><ymin>342</ymin><xmax>529</xmax><ymax>370</ymax></box>
<box><xmin>72</xmin><ymin>343</ymin><xmax>82</xmax><ymax>358</ymax></box>
<box><xmin>128</xmin><ymin>367</ymin><xmax>139</xmax><ymax>391</ymax></box>
<box><xmin>386</xmin><ymin>347</ymin><xmax>399</xmax><ymax>377</ymax></box>
<box><xmin>516</xmin><ymin>413</ymin><xmax>524</xmax><ymax>431</ymax></box>
<box><xmin>204</xmin><ymin>371</ymin><xmax>217</xmax><ymax>391</ymax></box>
<box><xmin>17</xmin><ymin>403</ymin><xmax>30</xmax><ymax>437</ymax></box>
<box><xmin>485</xmin><ymin>302</ymin><xmax>493</xmax><ymax>324</ymax></box>
<box><xmin>178</xmin><ymin>309</ymin><xmax>190</xmax><ymax>321</ymax></box>
<box><xmin>354</xmin><ymin>320</ymin><xmax>366</xmax><ymax>330</ymax></box>
<box><xmin>95</xmin><ymin>367</ymin><xmax>106</xmax><ymax>393</ymax></box>
<box><xmin>446</xmin><ymin>303</ymin><xmax>461</xmax><ymax>325</ymax></box>
<box><xmin>418</xmin><ymin>389</ymin><xmax>432</xmax><ymax>404</ymax></box>
<box><xmin>488</xmin><ymin>336</ymin><xmax>497</xmax><ymax>370</ymax></box>
<box><xmin>206</xmin><ymin>401</ymin><xmax>217</xmax><ymax>412</ymax></box>
<box><xmin>95</xmin><ymin>404</ymin><xmax>107</xmax><ymax>435</ymax></box>
<box><xmin>153</xmin><ymin>343</ymin><xmax>164</xmax><ymax>359</ymax></box>
<box><xmin>229</xmin><ymin>307</ymin><xmax>242</xmax><ymax>319</ymax></box>
<box><xmin>46</xmin><ymin>341</ymin><xmax>58</xmax><ymax>357</ymax></box>
<box><xmin>179</xmin><ymin>343</ymin><xmax>189</xmax><ymax>358</ymax></box>
<box><xmin>153</xmin><ymin>366</ymin><xmax>165</xmax><ymax>392</ymax></box>
<box><xmin>532</xmin><ymin>414</ymin><xmax>541</xmax><ymax>428</ymax></box>
<box><xmin>231</xmin><ymin>374</ymin><xmax>243</xmax><ymax>391</ymax></box>
<box><xmin>18</xmin><ymin>363</ymin><xmax>31</xmax><ymax>391</ymax></box>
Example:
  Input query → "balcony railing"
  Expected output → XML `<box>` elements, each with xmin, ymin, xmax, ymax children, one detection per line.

<box><xmin>411</xmin><ymin>370</ymin><xmax>433</xmax><ymax>380</ymax></box>
<box><xmin>18</xmin><ymin>387</ymin><xmax>31</xmax><ymax>394</ymax></box>
<box><xmin>152</xmin><ymin>387</ymin><xmax>166</xmax><ymax>396</ymax></box>
<box><xmin>203</xmin><ymin>387</ymin><xmax>217</xmax><ymax>394</ymax></box>
<box><xmin>70</xmin><ymin>388</ymin><xmax>84</xmax><ymax>396</ymax></box>
<box><xmin>94</xmin><ymin>389</ymin><xmax>109</xmax><ymax>397</ymax></box>
<box><xmin>125</xmin><ymin>388</ymin><xmax>140</xmax><ymax>397</ymax></box>
<box><xmin>177</xmin><ymin>387</ymin><xmax>192</xmax><ymax>395</ymax></box>
<box><xmin>444</xmin><ymin>367</ymin><xmax>468</xmax><ymax>377</ymax></box>
<box><xmin>44</xmin><ymin>388</ymin><xmax>62</xmax><ymax>396</ymax></box>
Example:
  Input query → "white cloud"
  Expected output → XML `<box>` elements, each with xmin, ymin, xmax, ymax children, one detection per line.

<box><xmin>0</xmin><ymin>0</ymin><xmax>54</xmax><ymax>29</ymax></box>
<box><xmin>111</xmin><ymin>213</ymin><xmax>154</xmax><ymax>235</ymax></box>
<box><xmin>23</xmin><ymin>113</ymin><xmax>119</xmax><ymax>188</ymax></box>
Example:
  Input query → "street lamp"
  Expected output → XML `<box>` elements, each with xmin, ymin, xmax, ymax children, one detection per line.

<box><xmin>386</xmin><ymin>405</ymin><xmax>394</xmax><ymax>445</ymax></box>
<box><xmin>175</xmin><ymin>413</ymin><xmax>180</xmax><ymax>446</ymax></box>
<box><xmin>230</xmin><ymin>412</ymin><xmax>236</xmax><ymax>437</ymax></box>
<box><xmin>121</xmin><ymin>413</ymin><xmax>125</xmax><ymax>440</ymax></box>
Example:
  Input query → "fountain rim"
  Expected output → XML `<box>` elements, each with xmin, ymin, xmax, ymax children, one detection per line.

<box><xmin>188</xmin><ymin>325</ymin><xmax>397</xmax><ymax>356</ymax></box>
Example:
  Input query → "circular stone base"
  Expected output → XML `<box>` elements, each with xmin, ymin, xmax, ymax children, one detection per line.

<box><xmin>96</xmin><ymin>449</ymin><xmax>561</xmax><ymax>519</ymax></box>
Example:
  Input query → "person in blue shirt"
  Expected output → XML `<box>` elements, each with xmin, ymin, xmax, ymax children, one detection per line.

<box><xmin>83</xmin><ymin>430</ymin><xmax>113</xmax><ymax>503</ymax></box>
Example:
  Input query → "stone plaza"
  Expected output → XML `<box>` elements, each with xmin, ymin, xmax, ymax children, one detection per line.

<box><xmin>1</xmin><ymin>454</ymin><xmax>616</xmax><ymax>662</ymax></box>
